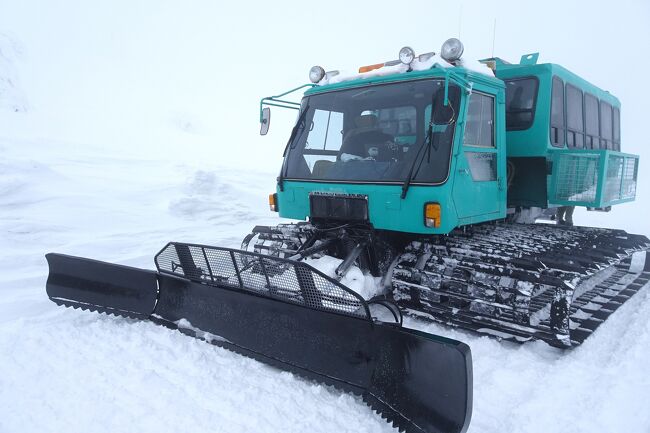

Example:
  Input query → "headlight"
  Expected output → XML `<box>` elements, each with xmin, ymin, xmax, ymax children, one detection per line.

<box><xmin>441</xmin><ymin>38</ymin><xmax>464</xmax><ymax>63</ymax></box>
<box><xmin>399</xmin><ymin>46</ymin><xmax>415</xmax><ymax>65</ymax></box>
<box><xmin>309</xmin><ymin>66</ymin><xmax>325</xmax><ymax>83</ymax></box>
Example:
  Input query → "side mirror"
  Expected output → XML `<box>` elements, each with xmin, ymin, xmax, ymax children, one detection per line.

<box><xmin>260</xmin><ymin>107</ymin><xmax>271</xmax><ymax>135</ymax></box>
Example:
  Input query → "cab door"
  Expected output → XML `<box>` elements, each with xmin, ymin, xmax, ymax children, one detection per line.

<box><xmin>452</xmin><ymin>90</ymin><xmax>506</xmax><ymax>222</ymax></box>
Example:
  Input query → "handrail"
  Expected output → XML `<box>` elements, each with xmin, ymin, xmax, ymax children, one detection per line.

<box><xmin>259</xmin><ymin>83</ymin><xmax>316</xmax><ymax>122</ymax></box>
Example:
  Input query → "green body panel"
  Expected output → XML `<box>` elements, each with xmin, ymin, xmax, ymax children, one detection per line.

<box><xmin>494</xmin><ymin>62</ymin><xmax>620</xmax><ymax>158</ymax></box>
<box><xmin>277</xmin><ymin>175</ymin><xmax>507</xmax><ymax>235</ymax></box>
<box><xmin>548</xmin><ymin>149</ymin><xmax>638</xmax><ymax>207</ymax></box>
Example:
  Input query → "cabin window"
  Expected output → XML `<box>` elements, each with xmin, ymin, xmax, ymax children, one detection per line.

<box><xmin>550</xmin><ymin>76</ymin><xmax>565</xmax><ymax>147</ymax></box>
<box><xmin>282</xmin><ymin>79</ymin><xmax>461</xmax><ymax>184</ymax></box>
<box><xmin>505</xmin><ymin>78</ymin><xmax>538</xmax><ymax>130</ymax></box>
<box><xmin>305</xmin><ymin>109</ymin><xmax>344</xmax><ymax>151</ymax></box>
<box><xmin>613</xmin><ymin>107</ymin><xmax>621</xmax><ymax>151</ymax></box>
<box><xmin>566</xmin><ymin>84</ymin><xmax>584</xmax><ymax>148</ymax></box>
<box><xmin>600</xmin><ymin>101</ymin><xmax>613</xmax><ymax>150</ymax></box>
<box><xmin>463</xmin><ymin>93</ymin><xmax>494</xmax><ymax>147</ymax></box>
<box><xmin>585</xmin><ymin>93</ymin><xmax>600</xmax><ymax>149</ymax></box>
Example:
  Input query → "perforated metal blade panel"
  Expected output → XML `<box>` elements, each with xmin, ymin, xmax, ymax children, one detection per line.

<box><xmin>154</xmin><ymin>243</ymin><xmax>371</xmax><ymax>320</ymax></box>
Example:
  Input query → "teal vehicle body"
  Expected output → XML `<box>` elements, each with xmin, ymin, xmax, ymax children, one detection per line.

<box><xmin>274</xmin><ymin>67</ymin><xmax>507</xmax><ymax>235</ymax></box>
<box><xmin>263</xmin><ymin>51</ymin><xmax>638</xmax><ymax>235</ymax></box>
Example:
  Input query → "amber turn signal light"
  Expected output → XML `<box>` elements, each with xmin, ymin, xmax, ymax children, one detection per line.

<box><xmin>424</xmin><ymin>203</ymin><xmax>441</xmax><ymax>228</ymax></box>
<box><xmin>358</xmin><ymin>63</ymin><xmax>385</xmax><ymax>73</ymax></box>
<box><xmin>269</xmin><ymin>193</ymin><xmax>278</xmax><ymax>212</ymax></box>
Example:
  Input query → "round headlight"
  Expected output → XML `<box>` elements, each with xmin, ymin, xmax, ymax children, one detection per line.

<box><xmin>399</xmin><ymin>46</ymin><xmax>415</xmax><ymax>65</ymax></box>
<box><xmin>441</xmin><ymin>38</ymin><xmax>464</xmax><ymax>63</ymax></box>
<box><xmin>309</xmin><ymin>66</ymin><xmax>325</xmax><ymax>83</ymax></box>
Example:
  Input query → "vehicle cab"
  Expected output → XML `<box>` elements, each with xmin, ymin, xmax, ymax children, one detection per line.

<box><xmin>261</xmin><ymin>40</ymin><xmax>508</xmax><ymax>235</ymax></box>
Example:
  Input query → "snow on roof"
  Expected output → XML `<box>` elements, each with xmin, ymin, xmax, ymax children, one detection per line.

<box><xmin>317</xmin><ymin>52</ymin><xmax>493</xmax><ymax>87</ymax></box>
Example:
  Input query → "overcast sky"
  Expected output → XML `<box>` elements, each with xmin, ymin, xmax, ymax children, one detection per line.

<box><xmin>1</xmin><ymin>0</ymin><xmax>649</xmax><ymax>230</ymax></box>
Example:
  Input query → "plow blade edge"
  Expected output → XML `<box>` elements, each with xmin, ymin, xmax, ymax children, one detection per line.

<box><xmin>46</xmin><ymin>253</ymin><xmax>158</xmax><ymax>319</ymax></box>
<box><xmin>46</xmin><ymin>246</ymin><xmax>472</xmax><ymax>433</ymax></box>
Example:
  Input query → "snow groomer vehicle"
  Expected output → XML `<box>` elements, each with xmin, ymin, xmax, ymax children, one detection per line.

<box><xmin>45</xmin><ymin>38</ymin><xmax>650</xmax><ymax>433</ymax></box>
<box><xmin>254</xmin><ymin>38</ymin><xmax>648</xmax><ymax>349</ymax></box>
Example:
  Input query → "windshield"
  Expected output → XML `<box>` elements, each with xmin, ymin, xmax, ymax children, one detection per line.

<box><xmin>281</xmin><ymin>79</ymin><xmax>461</xmax><ymax>184</ymax></box>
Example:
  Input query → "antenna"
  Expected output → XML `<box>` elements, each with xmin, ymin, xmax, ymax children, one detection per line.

<box><xmin>458</xmin><ymin>4</ymin><xmax>463</xmax><ymax>38</ymax></box>
<box><xmin>491</xmin><ymin>18</ymin><xmax>497</xmax><ymax>57</ymax></box>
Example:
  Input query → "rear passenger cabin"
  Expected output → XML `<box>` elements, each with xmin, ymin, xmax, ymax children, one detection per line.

<box><xmin>492</xmin><ymin>57</ymin><xmax>638</xmax><ymax>210</ymax></box>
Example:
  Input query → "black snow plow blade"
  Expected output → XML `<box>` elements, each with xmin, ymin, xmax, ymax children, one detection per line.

<box><xmin>46</xmin><ymin>243</ymin><xmax>472</xmax><ymax>433</ymax></box>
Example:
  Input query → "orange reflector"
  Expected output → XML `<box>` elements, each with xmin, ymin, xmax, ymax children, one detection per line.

<box><xmin>358</xmin><ymin>63</ymin><xmax>384</xmax><ymax>73</ymax></box>
<box><xmin>269</xmin><ymin>193</ymin><xmax>278</xmax><ymax>212</ymax></box>
<box><xmin>424</xmin><ymin>203</ymin><xmax>441</xmax><ymax>228</ymax></box>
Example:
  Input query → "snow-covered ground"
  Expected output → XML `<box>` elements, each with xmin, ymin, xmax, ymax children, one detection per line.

<box><xmin>2</xmin><ymin>133</ymin><xmax>649</xmax><ymax>433</ymax></box>
<box><xmin>2</xmin><ymin>2</ymin><xmax>650</xmax><ymax>432</ymax></box>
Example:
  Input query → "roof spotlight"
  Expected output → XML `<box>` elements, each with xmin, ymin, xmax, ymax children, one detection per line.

<box><xmin>309</xmin><ymin>66</ymin><xmax>325</xmax><ymax>83</ymax></box>
<box><xmin>441</xmin><ymin>38</ymin><xmax>464</xmax><ymax>63</ymax></box>
<box><xmin>399</xmin><ymin>46</ymin><xmax>415</xmax><ymax>65</ymax></box>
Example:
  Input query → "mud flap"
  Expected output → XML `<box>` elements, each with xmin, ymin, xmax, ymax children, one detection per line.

<box><xmin>45</xmin><ymin>248</ymin><xmax>472</xmax><ymax>433</ymax></box>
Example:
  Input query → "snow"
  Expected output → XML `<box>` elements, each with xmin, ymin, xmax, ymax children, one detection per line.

<box><xmin>319</xmin><ymin>63</ymin><xmax>410</xmax><ymax>86</ymax></box>
<box><xmin>458</xmin><ymin>58</ymin><xmax>494</xmax><ymax>76</ymax></box>
<box><xmin>175</xmin><ymin>318</ymin><xmax>232</xmax><ymax>344</ymax></box>
<box><xmin>3</xmin><ymin>128</ymin><xmax>649</xmax><ymax>433</ymax></box>
<box><xmin>303</xmin><ymin>255</ymin><xmax>383</xmax><ymax>300</ymax></box>
<box><xmin>1</xmin><ymin>4</ymin><xmax>650</xmax><ymax>433</ymax></box>
<box><xmin>318</xmin><ymin>52</ymin><xmax>492</xmax><ymax>86</ymax></box>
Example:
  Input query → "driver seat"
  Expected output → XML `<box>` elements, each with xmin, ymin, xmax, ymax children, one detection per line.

<box><xmin>340</xmin><ymin>113</ymin><xmax>393</xmax><ymax>160</ymax></box>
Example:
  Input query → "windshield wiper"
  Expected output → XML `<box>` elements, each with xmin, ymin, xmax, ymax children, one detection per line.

<box><xmin>400</xmin><ymin>95</ymin><xmax>439</xmax><ymax>199</ymax></box>
<box><xmin>400</xmin><ymin>126</ymin><xmax>434</xmax><ymax>199</ymax></box>
<box><xmin>278</xmin><ymin>104</ymin><xmax>310</xmax><ymax>191</ymax></box>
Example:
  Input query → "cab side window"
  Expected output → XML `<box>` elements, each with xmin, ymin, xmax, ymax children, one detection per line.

<box><xmin>584</xmin><ymin>94</ymin><xmax>600</xmax><ymax>149</ymax></box>
<box><xmin>613</xmin><ymin>107</ymin><xmax>621</xmax><ymax>151</ymax></box>
<box><xmin>550</xmin><ymin>76</ymin><xmax>565</xmax><ymax>147</ymax></box>
<box><xmin>505</xmin><ymin>78</ymin><xmax>538</xmax><ymax>130</ymax></box>
<box><xmin>305</xmin><ymin>109</ymin><xmax>343</xmax><ymax>151</ymax></box>
<box><xmin>463</xmin><ymin>93</ymin><xmax>495</xmax><ymax>147</ymax></box>
<box><xmin>566</xmin><ymin>84</ymin><xmax>584</xmax><ymax>148</ymax></box>
<box><xmin>600</xmin><ymin>101</ymin><xmax>613</xmax><ymax>150</ymax></box>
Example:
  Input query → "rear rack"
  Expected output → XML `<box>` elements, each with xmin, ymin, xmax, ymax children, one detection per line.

<box><xmin>154</xmin><ymin>242</ymin><xmax>372</xmax><ymax>321</ymax></box>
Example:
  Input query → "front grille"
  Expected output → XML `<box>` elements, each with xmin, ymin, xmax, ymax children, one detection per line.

<box><xmin>309</xmin><ymin>193</ymin><xmax>369</xmax><ymax>222</ymax></box>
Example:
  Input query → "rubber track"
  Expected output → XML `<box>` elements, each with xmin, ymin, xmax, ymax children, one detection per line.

<box><xmin>392</xmin><ymin>223</ymin><xmax>650</xmax><ymax>348</ymax></box>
